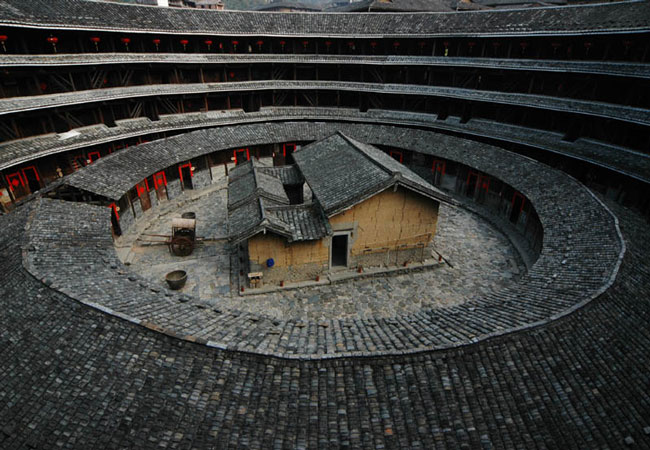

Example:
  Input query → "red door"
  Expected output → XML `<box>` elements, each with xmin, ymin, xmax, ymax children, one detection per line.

<box><xmin>21</xmin><ymin>166</ymin><xmax>41</xmax><ymax>193</ymax></box>
<box><xmin>233</xmin><ymin>148</ymin><xmax>249</xmax><ymax>165</ymax></box>
<box><xmin>283</xmin><ymin>143</ymin><xmax>296</xmax><ymax>164</ymax></box>
<box><xmin>153</xmin><ymin>171</ymin><xmax>168</xmax><ymax>201</ymax></box>
<box><xmin>136</xmin><ymin>181</ymin><xmax>151</xmax><ymax>211</ymax></box>
<box><xmin>179</xmin><ymin>163</ymin><xmax>193</xmax><ymax>190</ymax></box>
<box><xmin>432</xmin><ymin>160</ymin><xmax>445</xmax><ymax>185</ymax></box>
<box><xmin>87</xmin><ymin>151</ymin><xmax>101</xmax><ymax>163</ymax></box>
<box><xmin>6</xmin><ymin>172</ymin><xmax>28</xmax><ymax>199</ymax></box>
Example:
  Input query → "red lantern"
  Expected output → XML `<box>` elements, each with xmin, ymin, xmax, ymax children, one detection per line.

<box><xmin>90</xmin><ymin>36</ymin><xmax>100</xmax><ymax>51</ymax></box>
<box><xmin>0</xmin><ymin>35</ymin><xmax>6</xmax><ymax>53</ymax></box>
<box><xmin>393</xmin><ymin>41</ymin><xmax>400</xmax><ymax>47</ymax></box>
<box><xmin>302</xmin><ymin>40</ymin><xmax>309</xmax><ymax>49</ymax></box>
<box><xmin>204</xmin><ymin>39</ymin><xmax>213</xmax><ymax>50</ymax></box>
<box><xmin>47</xmin><ymin>35</ymin><xmax>58</xmax><ymax>53</ymax></box>
<box><xmin>121</xmin><ymin>37</ymin><xmax>130</xmax><ymax>51</ymax></box>
<box><xmin>180</xmin><ymin>39</ymin><xmax>189</xmax><ymax>50</ymax></box>
<box><xmin>256</xmin><ymin>40</ymin><xmax>263</xmax><ymax>50</ymax></box>
<box><xmin>231</xmin><ymin>40</ymin><xmax>238</xmax><ymax>51</ymax></box>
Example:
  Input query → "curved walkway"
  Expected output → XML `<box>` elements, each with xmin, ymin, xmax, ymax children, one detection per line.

<box><xmin>2</xmin><ymin>80</ymin><xmax>648</xmax><ymax>127</ymax></box>
<box><xmin>3</xmin><ymin>53</ymin><xmax>648</xmax><ymax>79</ymax></box>
<box><xmin>29</xmin><ymin>122</ymin><xmax>624</xmax><ymax>358</ymax></box>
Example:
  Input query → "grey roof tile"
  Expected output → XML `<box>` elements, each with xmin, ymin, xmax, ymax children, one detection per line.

<box><xmin>293</xmin><ymin>131</ymin><xmax>451</xmax><ymax>215</ymax></box>
<box><xmin>0</xmin><ymin>0</ymin><xmax>648</xmax><ymax>36</ymax></box>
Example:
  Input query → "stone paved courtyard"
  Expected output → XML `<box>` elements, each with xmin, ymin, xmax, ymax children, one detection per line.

<box><xmin>118</xmin><ymin>180</ymin><xmax>525</xmax><ymax>320</ymax></box>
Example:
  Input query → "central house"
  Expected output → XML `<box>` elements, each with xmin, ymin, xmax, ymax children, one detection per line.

<box><xmin>228</xmin><ymin>132</ymin><xmax>453</xmax><ymax>286</ymax></box>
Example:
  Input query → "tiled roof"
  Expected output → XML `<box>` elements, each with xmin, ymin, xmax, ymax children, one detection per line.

<box><xmin>267</xmin><ymin>203</ymin><xmax>331</xmax><ymax>241</ymax></box>
<box><xmin>1</xmin><ymin>197</ymin><xmax>648</xmax><ymax>448</ymax></box>
<box><xmin>257</xmin><ymin>165</ymin><xmax>304</xmax><ymax>185</ymax></box>
<box><xmin>4</xmin><ymin>107</ymin><xmax>649</xmax><ymax>183</ymax></box>
<box><xmin>227</xmin><ymin>159</ymin><xmax>328</xmax><ymax>243</ymax></box>
<box><xmin>293</xmin><ymin>132</ymin><xmax>451</xmax><ymax>215</ymax></box>
<box><xmin>227</xmin><ymin>159</ymin><xmax>289</xmax><ymax>209</ymax></box>
<box><xmin>0</xmin><ymin>0</ymin><xmax>648</xmax><ymax>36</ymax></box>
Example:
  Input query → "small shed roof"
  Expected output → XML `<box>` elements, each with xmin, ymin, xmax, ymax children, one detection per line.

<box><xmin>227</xmin><ymin>159</ymin><xmax>289</xmax><ymax>209</ymax></box>
<box><xmin>227</xmin><ymin>160</ymin><xmax>329</xmax><ymax>244</ymax></box>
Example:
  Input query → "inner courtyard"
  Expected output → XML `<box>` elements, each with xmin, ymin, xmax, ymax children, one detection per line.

<box><xmin>118</xmin><ymin>176</ymin><xmax>525</xmax><ymax>320</ymax></box>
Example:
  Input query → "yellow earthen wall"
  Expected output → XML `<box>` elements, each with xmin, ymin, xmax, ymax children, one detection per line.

<box><xmin>248</xmin><ymin>233</ymin><xmax>329</xmax><ymax>268</ymax></box>
<box><xmin>329</xmin><ymin>187</ymin><xmax>439</xmax><ymax>256</ymax></box>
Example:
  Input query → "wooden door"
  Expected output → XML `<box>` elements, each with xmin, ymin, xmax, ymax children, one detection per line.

<box><xmin>137</xmin><ymin>181</ymin><xmax>151</xmax><ymax>211</ymax></box>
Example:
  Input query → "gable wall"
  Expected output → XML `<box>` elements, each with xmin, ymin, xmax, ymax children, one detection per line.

<box><xmin>329</xmin><ymin>186</ymin><xmax>439</xmax><ymax>263</ymax></box>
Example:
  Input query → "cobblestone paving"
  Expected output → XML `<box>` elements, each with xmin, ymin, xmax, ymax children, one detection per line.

<box><xmin>123</xmin><ymin>182</ymin><xmax>525</xmax><ymax>320</ymax></box>
<box><xmin>121</xmin><ymin>184</ymin><xmax>231</xmax><ymax>302</ymax></box>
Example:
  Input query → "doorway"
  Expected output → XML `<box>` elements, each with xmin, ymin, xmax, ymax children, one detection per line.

<box><xmin>234</xmin><ymin>148</ymin><xmax>250</xmax><ymax>165</ymax></box>
<box><xmin>22</xmin><ymin>166</ymin><xmax>41</xmax><ymax>193</ymax></box>
<box><xmin>153</xmin><ymin>171</ymin><xmax>167</xmax><ymax>201</ymax></box>
<box><xmin>179</xmin><ymin>164</ymin><xmax>193</xmax><ymax>190</ymax></box>
<box><xmin>510</xmin><ymin>193</ymin><xmax>525</xmax><ymax>224</ymax></box>
<box><xmin>331</xmin><ymin>234</ymin><xmax>349</xmax><ymax>268</ymax></box>
<box><xmin>110</xmin><ymin>203</ymin><xmax>122</xmax><ymax>236</ymax></box>
<box><xmin>466</xmin><ymin>171</ymin><xmax>479</xmax><ymax>198</ymax></box>
<box><xmin>283</xmin><ymin>143</ymin><xmax>296</xmax><ymax>165</ymax></box>
<box><xmin>137</xmin><ymin>181</ymin><xmax>151</xmax><ymax>211</ymax></box>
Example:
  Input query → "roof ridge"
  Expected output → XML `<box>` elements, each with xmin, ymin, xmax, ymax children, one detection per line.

<box><xmin>338</xmin><ymin>132</ymin><xmax>398</xmax><ymax>178</ymax></box>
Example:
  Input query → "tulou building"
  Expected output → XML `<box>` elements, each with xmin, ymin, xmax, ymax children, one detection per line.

<box><xmin>0</xmin><ymin>0</ymin><xmax>649</xmax><ymax>449</ymax></box>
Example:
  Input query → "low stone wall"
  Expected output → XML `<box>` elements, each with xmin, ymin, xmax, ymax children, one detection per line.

<box><xmin>352</xmin><ymin>246</ymin><xmax>429</xmax><ymax>269</ymax></box>
<box><xmin>249</xmin><ymin>260</ymin><xmax>328</xmax><ymax>285</ymax></box>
